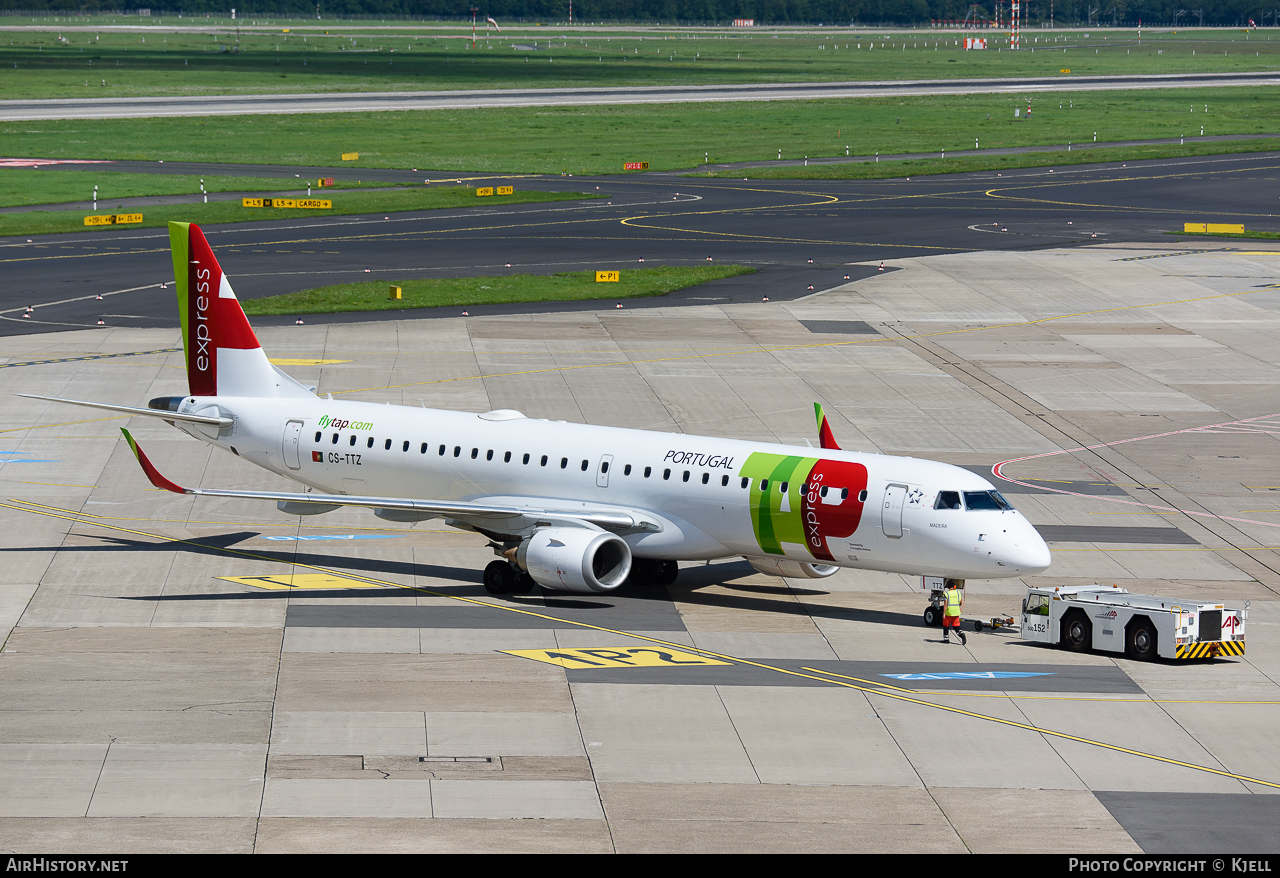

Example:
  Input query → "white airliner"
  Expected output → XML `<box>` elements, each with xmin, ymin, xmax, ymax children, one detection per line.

<box><xmin>23</xmin><ymin>222</ymin><xmax>1051</xmax><ymax>602</ymax></box>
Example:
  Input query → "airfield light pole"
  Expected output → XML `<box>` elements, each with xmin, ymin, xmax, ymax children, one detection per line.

<box><xmin>471</xmin><ymin>8</ymin><xmax>478</xmax><ymax>49</ymax></box>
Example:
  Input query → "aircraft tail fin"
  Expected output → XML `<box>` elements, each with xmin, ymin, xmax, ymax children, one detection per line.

<box><xmin>169</xmin><ymin>222</ymin><xmax>311</xmax><ymax>399</ymax></box>
<box><xmin>814</xmin><ymin>402</ymin><xmax>841</xmax><ymax>450</ymax></box>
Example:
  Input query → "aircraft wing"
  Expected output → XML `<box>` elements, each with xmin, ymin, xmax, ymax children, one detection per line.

<box><xmin>120</xmin><ymin>428</ymin><xmax>658</xmax><ymax>532</ymax></box>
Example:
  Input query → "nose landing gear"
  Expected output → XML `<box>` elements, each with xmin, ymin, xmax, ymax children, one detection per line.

<box><xmin>922</xmin><ymin>576</ymin><xmax>963</xmax><ymax>627</ymax></box>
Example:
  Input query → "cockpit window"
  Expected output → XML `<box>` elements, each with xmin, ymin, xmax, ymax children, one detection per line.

<box><xmin>964</xmin><ymin>490</ymin><xmax>1014</xmax><ymax>511</ymax></box>
<box><xmin>934</xmin><ymin>491</ymin><xmax>962</xmax><ymax>510</ymax></box>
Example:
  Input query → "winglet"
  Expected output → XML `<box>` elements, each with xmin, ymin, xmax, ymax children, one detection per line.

<box><xmin>121</xmin><ymin>428</ymin><xmax>190</xmax><ymax>495</ymax></box>
<box><xmin>814</xmin><ymin>402</ymin><xmax>841</xmax><ymax>451</ymax></box>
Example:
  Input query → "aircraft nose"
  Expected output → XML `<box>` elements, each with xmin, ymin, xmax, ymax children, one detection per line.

<box><xmin>1008</xmin><ymin>522</ymin><xmax>1052</xmax><ymax>574</ymax></box>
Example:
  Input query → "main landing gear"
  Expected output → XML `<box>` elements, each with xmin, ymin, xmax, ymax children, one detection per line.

<box><xmin>481</xmin><ymin>557</ymin><xmax>680</xmax><ymax>595</ymax></box>
<box><xmin>626</xmin><ymin>559</ymin><xmax>679</xmax><ymax>587</ymax></box>
<box><xmin>483</xmin><ymin>560</ymin><xmax>535</xmax><ymax>596</ymax></box>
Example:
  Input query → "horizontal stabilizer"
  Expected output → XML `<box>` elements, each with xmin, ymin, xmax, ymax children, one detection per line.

<box><xmin>19</xmin><ymin>394</ymin><xmax>232</xmax><ymax>427</ymax></box>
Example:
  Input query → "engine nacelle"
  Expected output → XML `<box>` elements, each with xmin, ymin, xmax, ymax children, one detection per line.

<box><xmin>518</xmin><ymin>527</ymin><xmax>632</xmax><ymax>594</ymax></box>
<box><xmin>747</xmin><ymin>558</ymin><xmax>839</xmax><ymax>579</ymax></box>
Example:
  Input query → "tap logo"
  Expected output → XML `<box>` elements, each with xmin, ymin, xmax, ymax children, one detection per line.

<box><xmin>741</xmin><ymin>452</ymin><xmax>867</xmax><ymax>562</ymax></box>
<box><xmin>318</xmin><ymin>415</ymin><xmax>373</xmax><ymax>431</ymax></box>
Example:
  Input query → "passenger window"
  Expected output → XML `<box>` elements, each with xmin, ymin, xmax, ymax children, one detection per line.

<box><xmin>384</xmin><ymin>439</ymin><xmax>392</xmax><ymax>450</ymax></box>
<box><xmin>624</xmin><ymin>464</ymin><xmax>632</xmax><ymax>476</ymax></box>
<box><xmin>454</xmin><ymin>446</ymin><xmax>461</xmax><ymax>458</ymax></box>
<box><xmin>350</xmin><ymin>435</ymin><xmax>357</xmax><ymax>447</ymax></box>
<box><xmin>540</xmin><ymin>455</ymin><xmax>548</xmax><ymax>466</ymax></box>
<box><xmin>367</xmin><ymin>437</ymin><xmax>375</xmax><ymax>449</ymax></box>
<box><xmin>702</xmin><ymin>473</ymin><xmax>709</xmax><ymax>485</ymax></box>
<box><xmin>332</xmin><ymin>433</ymin><xmax>339</xmax><ymax>444</ymax></box>
<box><xmin>663</xmin><ymin>469</ymin><xmax>671</xmax><ymax>480</ymax></box>
<box><xmin>741</xmin><ymin>478</ymin><xmax>749</xmax><ymax>489</ymax></box>
<box><xmin>820</xmin><ymin>485</ymin><xmax>828</xmax><ymax>498</ymax></box>
<box><xmin>314</xmin><ymin>431</ymin><xmax>322</xmax><ymax>442</ymax></box>
<box><xmin>580</xmin><ymin>459</ymin><xmax>589</xmax><ymax>471</ymax></box>
<box><xmin>504</xmin><ymin>451</ymin><xmax>511</xmax><ymax>463</ymax></box>
<box><xmin>486</xmin><ymin>450</ymin><xmax>494</xmax><ymax>461</ymax></box>
<box><xmin>601</xmin><ymin>461</ymin><xmax>610</xmax><ymax>473</ymax></box>
<box><xmin>471</xmin><ymin>448</ymin><xmax>478</xmax><ymax>459</ymax></box>
<box><xmin>403</xmin><ymin>441</ymin><xmax>410</xmax><ymax>452</ymax></box>
<box><xmin>841</xmin><ymin>488</ymin><xmax>849</xmax><ymax>500</ymax></box>
<box><xmin>438</xmin><ymin>445</ymin><xmax>446</xmax><ymax>456</ymax></box>
<box><xmin>644</xmin><ymin>466</ymin><xmax>652</xmax><ymax>478</ymax></box>
<box><xmin>722</xmin><ymin>475</ymin><xmax>729</xmax><ymax>486</ymax></box>
<box><xmin>560</xmin><ymin>457</ymin><xmax>568</xmax><ymax>469</ymax></box>
<box><xmin>420</xmin><ymin>442</ymin><xmax>428</xmax><ymax>454</ymax></box>
<box><xmin>935</xmin><ymin>491</ymin><xmax>962</xmax><ymax>510</ymax></box>
<box><xmin>760</xmin><ymin>479</ymin><xmax>769</xmax><ymax>492</ymax></box>
<box><xmin>523</xmin><ymin>453</ymin><xmax>530</xmax><ymax>465</ymax></box>
<box><xmin>682</xmin><ymin>470</ymin><xmax>690</xmax><ymax>482</ymax></box>
<box><xmin>779</xmin><ymin>481</ymin><xmax>788</xmax><ymax>494</ymax></box>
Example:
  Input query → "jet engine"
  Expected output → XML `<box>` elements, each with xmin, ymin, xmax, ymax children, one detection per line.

<box><xmin>517</xmin><ymin>527</ymin><xmax>632</xmax><ymax>594</ymax></box>
<box><xmin>747</xmin><ymin>558</ymin><xmax>839</xmax><ymax>579</ymax></box>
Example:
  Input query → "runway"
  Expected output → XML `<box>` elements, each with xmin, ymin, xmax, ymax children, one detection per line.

<box><xmin>3</xmin><ymin>150</ymin><xmax>1278</xmax><ymax>336</ymax></box>
<box><xmin>4</xmin><ymin>72</ymin><xmax>1277</xmax><ymax>121</ymax></box>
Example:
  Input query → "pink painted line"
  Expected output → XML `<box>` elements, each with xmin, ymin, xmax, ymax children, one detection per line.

<box><xmin>992</xmin><ymin>411</ymin><xmax>1280</xmax><ymax>532</ymax></box>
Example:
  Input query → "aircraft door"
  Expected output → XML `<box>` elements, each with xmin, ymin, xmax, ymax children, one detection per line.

<box><xmin>596</xmin><ymin>454</ymin><xmax>613</xmax><ymax>488</ymax></box>
<box><xmin>882</xmin><ymin>484</ymin><xmax>906</xmax><ymax>538</ymax></box>
<box><xmin>282</xmin><ymin>419</ymin><xmax>303</xmax><ymax>470</ymax></box>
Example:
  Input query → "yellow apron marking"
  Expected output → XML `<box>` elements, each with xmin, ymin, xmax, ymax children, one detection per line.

<box><xmin>268</xmin><ymin>358</ymin><xmax>350</xmax><ymax>366</ymax></box>
<box><xmin>217</xmin><ymin>573</ymin><xmax>394</xmax><ymax>590</ymax></box>
<box><xmin>6</xmin><ymin>497</ymin><xmax>1279</xmax><ymax>792</ymax></box>
<box><xmin>503</xmin><ymin>646</ymin><xmax>731</xmax><ymax>669</ymax></box>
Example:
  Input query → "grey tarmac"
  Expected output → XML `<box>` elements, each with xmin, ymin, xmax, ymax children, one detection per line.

<box><xmin>3</xmin><ymin>72</ymin><xmax>1277</xmax><ymax>121</ymax></box>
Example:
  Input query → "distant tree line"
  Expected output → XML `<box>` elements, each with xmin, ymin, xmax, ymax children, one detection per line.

<box><xmin>3</xmin><ymin>0</ymin><xmax>1273</xmax><ymax>27</ymax></box>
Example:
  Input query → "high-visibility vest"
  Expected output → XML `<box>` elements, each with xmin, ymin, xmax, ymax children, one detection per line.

<box><xmin>945</xmin><ymin>588</ymin><xmax>963</xmax><ymax>617</ymax></box>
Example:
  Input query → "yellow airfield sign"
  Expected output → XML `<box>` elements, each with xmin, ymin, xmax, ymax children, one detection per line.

<box><xmin>242</xmin><ymin>198</ymin><xmax>332</xmax><ymax>209</ymax></box>
<box><xmin>503</xmin><ymin>646</ymin><xmax>731</xmax><ymax>669</ymax></box>
<box><xmin>595</xmin><ymin>271</ymin><xmax>620</xmax><ymax>283</ymax></box>
<box><xmin>84</xmin><ymin>213</ymin><xmax>142</xmax><ymax>226</ymax></box>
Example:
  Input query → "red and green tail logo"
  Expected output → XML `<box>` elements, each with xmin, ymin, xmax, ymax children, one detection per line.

<box><xmin>169</xmin><ymin>222</ymin><xmax>262</xmax><ymax>397</ymax></box>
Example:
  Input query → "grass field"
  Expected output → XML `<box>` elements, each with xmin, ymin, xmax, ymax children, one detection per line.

<box><xmin>239</xmin><ymin>265</ymin><xmax>756</xmax><ymax>315</ymax></box>
<box><xmin>0</xmin><ymin>186</ymin><xmax>592</xmax><ymax>237</ymax></box>
<box><xmin>5</xmin><ymin>22</ymin><xmax>1279</xmax><ymax>99</ymax></box>
<box><xmin>2</xmin><ymin>86</ymin><xmax>1276</xmax><ymax>176</ymax></box>
<box><xmin>0</xmin><ymin>168</ymin><xmax>396</xmax><ymax>208</ymax></box>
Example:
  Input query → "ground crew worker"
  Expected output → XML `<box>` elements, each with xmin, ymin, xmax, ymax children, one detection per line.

<box><xmin>942</xmin><ymin>579</ymin><xmax>967</xmax><ymax>645</ymax></box>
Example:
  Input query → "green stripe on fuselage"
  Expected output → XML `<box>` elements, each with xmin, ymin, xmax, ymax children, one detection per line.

<box><xmin>740</xmin><ymin>452</ymin><xmax>817</xmax><ymax>556</ymax></box>
<box><xmin>168</xmin><ymin>222</ymin><xmax>190</xmax><ymax>364</ymax></box>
